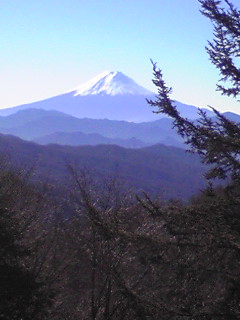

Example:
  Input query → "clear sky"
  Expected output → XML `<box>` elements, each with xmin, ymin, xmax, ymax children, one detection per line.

<box><xmin>0</xmin><ymin>0</ymin><xmax>239</xmax><ymax>113</ymax></box>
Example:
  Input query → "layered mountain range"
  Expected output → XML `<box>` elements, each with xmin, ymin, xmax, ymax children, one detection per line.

<box><xmin>0</xmin><ymin>133</ymin><xmax>207</xmax><ymax>200</ymax></box>
<box><xmin>0</xmin><ymin>108</ymin><xmax>183</xmax><ymax>147</ymax></box>
<box><xmin>0</xmin><ymin>71</ymin><xmax>238</xmax><ymax>199</ymax></box>
<box><xmin>0</xmin><ymin>107</ymin><xmax>239</xmax><ymax>150</ymax></box>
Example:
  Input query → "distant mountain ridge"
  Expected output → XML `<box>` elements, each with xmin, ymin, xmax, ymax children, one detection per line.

<box><xmin>0</xmin><ymin>133</ymin><xmax>207</xmax><ymax>200</ymax></box>
<box><xmin>0</xmin><ymin>108</ymin><xmax>183</xmax><ymax>147</ymax></box>
<box><xmin>0</xmin><ymin>108</ymin><xmax>239</xmax><ymax>149</ymax></box>
<box><xmin>34</xmin><ymin>131</ymin><xmax>148</xmax><ymax>148</ymax></box>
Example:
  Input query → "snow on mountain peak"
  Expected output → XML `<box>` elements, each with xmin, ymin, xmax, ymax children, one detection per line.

<box><xmin>72</xmin><ymin>71</ymin><xmax>153</xmax><ymax>96</ymax></box>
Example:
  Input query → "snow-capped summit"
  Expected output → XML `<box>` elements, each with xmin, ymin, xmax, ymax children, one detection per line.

<box><xmin>73</xmin><ymin>71</ymin><xmax>153</xmax><ymax>96</ymax></box>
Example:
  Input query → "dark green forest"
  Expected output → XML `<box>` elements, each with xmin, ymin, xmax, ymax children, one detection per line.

<box><xmin>1</xmin><ymin>0</ymin><xmax>240</xmax><ymax>319</ymax></box>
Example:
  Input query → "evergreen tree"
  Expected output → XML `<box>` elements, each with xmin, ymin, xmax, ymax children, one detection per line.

<box><xmin>147</xmin><ymin>0</ymin><xmax>240</xmax><ymax>183</ymax></box>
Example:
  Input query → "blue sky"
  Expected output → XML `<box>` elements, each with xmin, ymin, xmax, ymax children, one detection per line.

<box><xmin>1</xmin><ymin>0</ymin><xmax>239</xmax><ymax>113</ymax></box>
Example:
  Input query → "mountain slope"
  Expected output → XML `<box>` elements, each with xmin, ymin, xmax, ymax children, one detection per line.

<box><xmin>0</xmin><ymin>133</ymin><xmax>207</xmax><ymax>200</ymax></box>
<box><xmin>0</xmin><ymin>71</ymin><xmax>214</xmax><ymax>122</ymax></box>
<box><xmin>0</xmin><ymin>109</ymin><xmax>71</xmax><ymax>129</ymax></box>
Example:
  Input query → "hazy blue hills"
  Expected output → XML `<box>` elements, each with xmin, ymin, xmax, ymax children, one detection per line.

<box><xmin>0</xmin><ymin>108</ymin><xmax>70</xmax><ymax>128</ymax></box>
<box><xmin>34</xmin><ymin>131</ymin><xmax>148</xmax><ymax>148</ymax></box>
<box><xmin>0</xmin><ymin>133</ymin><xmax>207</xmax><ymax>200</ymax></box>
<box><xmin>0</xmin><ymin>109</ymin><xmax>184</xmax><ymax>147</ymax></box>
<box><xmin>0</xmin><ymin>108</ymin><xmax>239</xmax><ymax>149</ymax></box>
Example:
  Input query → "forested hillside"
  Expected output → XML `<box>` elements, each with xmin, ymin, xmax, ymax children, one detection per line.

<box><xmin>0</xmin><ymin>134</ymin><xmax>206</xmax><ymax>200</ymax></box>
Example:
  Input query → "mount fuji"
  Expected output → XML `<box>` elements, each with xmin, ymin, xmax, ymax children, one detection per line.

<box><xmin>72</xmin><ymin>71</ymin><xmax>153</xmax><ymax>96</ymax></box>
<box><xmin>0</xmin><ymin>71</ymin><xmax>213</xmax><ymax>122</ymax></box>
